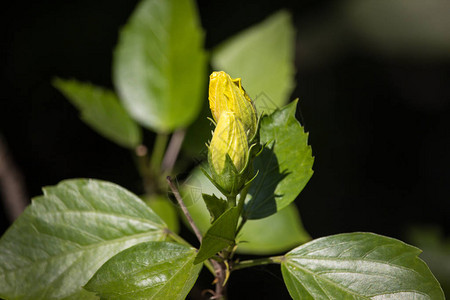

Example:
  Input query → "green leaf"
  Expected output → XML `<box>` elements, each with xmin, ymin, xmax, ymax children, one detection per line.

<box><xmin>113</xmin><ymin>0</ymin><xmax>207</xmax><ymax>132</ymax></box>
<box><xmin>202</xmin><ymin>193</ymin><xmax>228</xmax><ymax>223</ymax></box>
<box><xmin>181</xmin><ymin>168</ymin><xmax>311</xmax><ymax>255</ymax></box>
<box><xmin>281</xmin><ymin>232</ymin><xmax>445</xmax><ymax>300</ymax></box>
<box><xmin>236</xmin><ymin>204</ymin><xmax>310</xmax><ymax>255</ymax></box>
<box><xmin>194</xmin><ymin>207</ymin><xmax>240</xmax><ymax>264</ymax></box>
<box><xmin>245</xmin><ymin>100</ymin><xmax>314</xmax><ymax>219</ymax></box>
<box><xmin>211</xmin><ymin>10</ymin><xmax>296</xmax><ymax>114</ymax></box>
<box><xmin>0</xmin><ymin>179</ymin><xmax>167</xmax><ymax>299</ymax></box>
<box><xmin>84</xmin><ymin>241</ymin><xmax>202</xmax><ymax>300</ymax></box>
<box><xmin>144</xmin><ymin>195</ymin><xmax>180</xmax><ymax>234</ymax></box>
<box><xmin>53</xmin><ymin>78</ymin><xmax>142</xmax><ymax>149</ymax></box>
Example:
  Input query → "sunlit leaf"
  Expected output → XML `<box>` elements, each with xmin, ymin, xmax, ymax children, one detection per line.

<box><xmin>0</xmin><ymin>179</ymin><xmax>167</xmax><ymax>299</ymax></box>
<box><xmin>113</xmin><ymin>0</ymin><xmax>207</xmax><ymax>132</ymax></box>
<box><xmin>245</xmin><ymin>100</ymin><xmax>314</xmax><ymax>219</ymax></box>
<box><xmin>212</xmin><ymin>11</ymin><xmax>296</xmax><ymax>113</ymax></box>
<box><xmin>281</xmin><ymin>232</ymin><xmax>445</xmax><ymax>300</ymax></box>
<box><xmin>85</xmin><ymin>241</ymin><xmax>202</xmax><ymax>300</ymax></box>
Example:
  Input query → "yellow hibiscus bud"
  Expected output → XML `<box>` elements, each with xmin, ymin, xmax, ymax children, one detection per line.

<box><xmin>209</xmin><ymin>71</ymin><xmax>257</xmax><ymax>139</ymax></box>
<box><xmin>208</xmin><ymin>111</ymin><xmax>249</xmax><ymax>196</ymax></box>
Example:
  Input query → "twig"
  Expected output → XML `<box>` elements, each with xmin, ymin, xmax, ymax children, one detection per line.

<box><xmin>166</xmin><ymin>176</ymin><xmax>203</xmax><ymax>243</ymax></box>
<box><xmin>0</xmin><ymin>135</ymin><xmax>28</xmax><ymax>221</ymax></box>
<box><xmin>161</xmin><ymin>129</ymin><xmax>186</xmax><ymax>174</ymax></box>
<box><xmin>231</xmin><ymin>256</ymin><xmax>284</xmax><ymax>272</ymax></box>
<box><xmin>150</xmin><ymin>133</ymin><xmax>168</xmax><ymax>175</ymax></box>
<box><xmin>210</xmin><ymin>260</ymin><xmax>227</xmax><ymax>299</ymax></box>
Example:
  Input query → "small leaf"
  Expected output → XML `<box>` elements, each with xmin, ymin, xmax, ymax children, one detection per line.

<box><xmin>84</xmin><ymin>241</ymin><xmax>202</xmax><ymax>300</ymax></box>
<box><xmin>0</xmin><ymin>179</ymin><xmax>167</xmax><ymax>299</ymax></box>
<box><xmin>194</xmin><ymin>207</ymin><xmax>240</xmax><ymax>264</ymax></box>
<box><xmin>236</xmin><ymin>204</ymin><xmax>310</xmax><ymax>255</ymax></box>
<box><xmin>113</xmin><ymin>0</ymin><xmax>207</xmax><ymax>132</ymax></box>
<box><xmin>245</xmin><ymin>100</ymin><xmax>314</xmax><ymax>219</ymax></box>
<box><xmin>181</xmin><ymin>168</ymin><xmax>312</xmax><ymax>255</ymax></box>
<box><xmin>53</xmin><ymin>78</ymin><xmax>142</xmax><ymax>148</ymax></box>
<box><xmin>203</xmin><ymin>193</ymin><xmax>228</xmax><ymax>223</ymax></box>
<box><xmin>143</xmin><ymin>195</ymin><xmax>180</xmax><ymax>234</ymax></box>
<box><xmin>281</xmin><ymin>232</ymin><xmax>445</xmax><ymax>300</ymax></box>
<box><xmin>212</xmin><ymin>10</ymin><xmax>296</xmax><ymax>114</ymax></box>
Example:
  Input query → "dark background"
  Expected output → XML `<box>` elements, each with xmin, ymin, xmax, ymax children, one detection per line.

<box><xmin>1</xmin><ymin>0</ymin><xmax>449</xmax><ymax>299</ymax></box>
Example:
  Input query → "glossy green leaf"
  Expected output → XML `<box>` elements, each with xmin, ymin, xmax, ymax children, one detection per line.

<box><xmin>211</xmin><ymin>10</ymin><xmax>296</xmax><ymax>114</ymax></box>
<box><xmin>245</xmin><ymin>100</ymin><xmax>314</xmax><ymax>219</ymax></box>
<box><xmin>281</xmin><ymin>232</ymin><xmax>445</xmax><ymax>300</ymax></box>
<box><xmin>113</xmin><ymin>0</ymin><xmax>207</xmax><ymax>132</ymax></box>
<box><xmin>84</xmin><ymin>241</ymin><xmax>202</xmax><ymax>300</ymax></box>
<box><xmin>0</xmin><ymin>179</ymin><xmax>167</xmax><ymax>299</ymax></box>
<box><xmin>144</xmin><ymin>195</ymin><xmax>179</xmax><ymax>234</ymax></box>
<box><xmin>236</xmin><ymin>204</ymin><xmax>310</xmax><ymax>255</ymax></box>
<box><xmin>181</xmin><ymin>168</ymin><xmax>311</xmax><ymax>255</ymax></box>
<box><xmin>203</xmin><ymin>193</ymin><xmax>228</xmax><ymax>223</ymax></box>
<box><xmin>194</xmin><ymin>207</ymin><xmax>240</xmax><ymax>264</ymax></box>
<box><xmin>53</xmin><ymin>78</ymin><xmax>142</xmax><ymax>149</ymax></box>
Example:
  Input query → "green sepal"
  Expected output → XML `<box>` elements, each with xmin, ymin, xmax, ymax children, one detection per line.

<box><xmin>248</xmin><ymin>112</ymin><xmax>264</xmax><ymax>145</ymax></box>
<box><xmin>200</xmin><ymin>166</ymin><xmax>230</xmax><ymax>198</ymax></box>
<box><xmin>202</xmin><ymin>193</ymin><xmax>228</xmax><ymax>223</ymax></box>
<box><xmin>207</xmin><ymin>150</ymin><xmax>251</xmax><ymax>198</ymax></box>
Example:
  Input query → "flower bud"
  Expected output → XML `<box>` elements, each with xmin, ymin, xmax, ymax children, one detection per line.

<box><xmin>209</xmin><ymin>71</ymin><xmax>257</xmax><ymax>139</ymax></box>
<box><xmin>208</xmin><ymin>111</ymin><xmax>249</xmax><ymax>196</ymax></box>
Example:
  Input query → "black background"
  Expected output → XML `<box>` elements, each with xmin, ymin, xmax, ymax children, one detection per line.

<box><xmin>1</xmin><ymin>0</ymin><xmax>449</xmax><ymax>299</ymax></box>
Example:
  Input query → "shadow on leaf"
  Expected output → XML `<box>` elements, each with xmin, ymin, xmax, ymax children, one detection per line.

<box><xmin>244</xmin><ymin>143</ymin><xmax>289</xmax><ymax>219</ymax></box>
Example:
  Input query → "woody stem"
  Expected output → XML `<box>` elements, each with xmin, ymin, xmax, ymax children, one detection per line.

<box><xmin>166</xmin><ymin>176</ymin><xmax>203</xmax><ymax>243</ymax></box>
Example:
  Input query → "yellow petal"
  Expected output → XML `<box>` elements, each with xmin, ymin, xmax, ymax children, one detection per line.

<box><xmin>209</xmin><ymin>71</ymin><xmax>257</xmax><ymax>139</ymax></box>
<box><xmin>209</xmin><ymin>111</ymin><xmax>248</xmax><ymax>173</ymax></box>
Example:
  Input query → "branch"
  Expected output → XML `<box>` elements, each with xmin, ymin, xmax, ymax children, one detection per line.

<box><xmin>161</xmin><ymin>129</ymin><xmax>186</xmax><ymax>174</ymax></box>
<box><xmin>166</xmin><ymin>176</ymin><xmax>203</xmax><ymax>243</ymax></box>
<box><xmin>0</xmin><ymin>135</ymin><xmax>28</xmax><ymax>221</ymax></box>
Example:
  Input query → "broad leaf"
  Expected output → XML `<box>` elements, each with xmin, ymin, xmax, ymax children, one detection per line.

<box><xmin>203</xmin><ymin>193</ymin><xmax>228</xmax><ymax>223</ymax></box>
<box><xmin>281</xmin><ymin>232</ymin><xmax>445</xmax><ymax>300</ymax></box>
<box><xmin>0</xmin><ymin>179</ymin><xmax>167</xmax><ymax>299</ymax></box>
<box><xmin>194</xmin><ymin>207</ymin><xmax>240</xmax><ymax>264</ymax></box>
<box><xmin>181</xmin><ymin>168</ymin><xmax>311</xmax><ymax>255</ymax></box>
<box><xmin>211</xmin><ymin>10</ymin><xmax>296</xmax><ymax>113</ymax></box>
<box><xmin>245</xmin><ymin>100</ymin><xmax>314</xmax><ymax>219</ymax></box>
<box><xmin>236</xmin><ymin>204</ymin><xmax>310</xmax><ymax>255</ymax></box>
<box><xmin>53</xmin><ymin>78</ymin><xmax>142</xmax><ymax>149</ymax></box>
<box><xmin>113</xmin><ymin>0</ymin><xmax>207</xmax><ymax>132</ymax></box>
<box><xmin>85</xmin><ymin>241</ymin><xmax>202</xmax><ymax>300</ymax></box>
